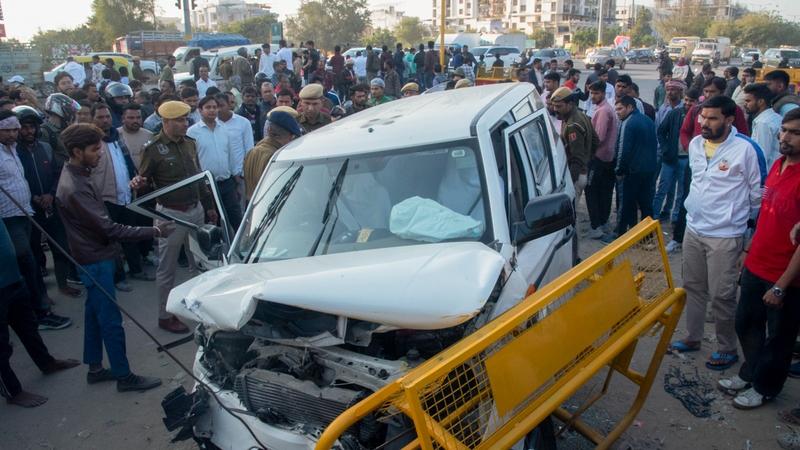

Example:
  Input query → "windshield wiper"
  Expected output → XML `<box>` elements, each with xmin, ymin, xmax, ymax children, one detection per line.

<box><xmin>307</xmin><ymin>158</ymin><xmax>349</xmax><ymax>257</ymax></box>
<box><xmin>245</xmin><ymin>166</ymin><xmax>303</xmax><ymax>261</ymax></box>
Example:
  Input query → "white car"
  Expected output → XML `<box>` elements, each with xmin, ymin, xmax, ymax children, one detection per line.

<box><xmin>471</xmin><ymin>45</ymin><xmax>521</xmax><ymax>68</ymax></box>
<box><xmin>342</xmin><ymin>46</ymin><xmax>382</xmax><ymax>59</ymax></box>
<box><xmin>151</xmin><ymin>83</ymin><xmax>576</xmax><ymax>450</ymax></box>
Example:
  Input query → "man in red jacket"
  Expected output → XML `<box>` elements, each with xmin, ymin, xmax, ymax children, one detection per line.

<box><xmin>680</xmin><ymin>76</ymin><xmax>749</xmax><ymax>150</ymax></box>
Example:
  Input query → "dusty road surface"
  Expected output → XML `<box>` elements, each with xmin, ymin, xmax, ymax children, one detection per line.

<box><xmin>4</xmin><ymin>63</ymin><xmax>792</xmax><ymax>450</ymax></box>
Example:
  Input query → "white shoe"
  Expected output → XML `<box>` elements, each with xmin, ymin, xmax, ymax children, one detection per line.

<box><xmin>733</xmin><ymin>387</ymin><xmax>765</xmax><ymax>410</ymax></box>
<box><xmin>665</xmin><ymin>240</ymin><xmax>682</xmax><ymax>254</ymax></box>
<box><xmin>718</xmin><ymin>375</ymin><xmax>749</xmax><ymax>393</ymax></box>
<box><xmin>587</xmin><ymin>227</ymin><xmax>604</xmax><ymax>239</ymax></box>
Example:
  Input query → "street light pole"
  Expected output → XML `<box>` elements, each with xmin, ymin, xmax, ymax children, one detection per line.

<box><xmin>440</xmin><ymin>0</ymin><xmax>446</xmax><ymax>69</ymax></box>
<box><xmin>183</xmin><ymin>0</ymin><xmax>192</xmax><ymax>40</ymax></box>
<box><xmin>597</xmin><ymin>0</ymin><xmax>604</xmax><ymax>46</ymax></box>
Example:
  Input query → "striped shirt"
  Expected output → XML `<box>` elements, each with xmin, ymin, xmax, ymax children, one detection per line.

<box><xmin>0</xmin><ymin>143</ymin><xmax>34</xmax><ymax>217</ymax></box>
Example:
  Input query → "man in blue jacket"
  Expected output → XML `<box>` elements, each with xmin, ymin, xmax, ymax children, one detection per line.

<box><xmin>610</xmin><ymin>95</ymin><xmax>658</xmax><ymax>239</ymax></box>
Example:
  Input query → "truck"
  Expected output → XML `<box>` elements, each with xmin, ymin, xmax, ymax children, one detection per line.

<box><xmin>691</xmin><ymin>36</ymin><xmax>731</xmax><ymax>66</ymax></box>
<box><xmin>668</xmin><ymin>36</ymin><xmax>700</xmax><ymax>61</ymax></box>
<box><xmin>114</xmin><ymin>30</ymin><xmax>185</xmax><ymax>60</ymax></box>
<box><xmin>0</xmin><ymin>43</ymin><xmax>43</xmax><ymax>89</ymax></box>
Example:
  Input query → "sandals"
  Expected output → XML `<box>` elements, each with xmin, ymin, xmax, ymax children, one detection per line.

<box><xmin>668</xmin><ymin>340</ymin><xmax>701</xmax><ymax>354</ymax></box>
<box><xmin>705</xmin><ymin>351</ymin><xmax>739</xmax><ymax>371</ymax></box>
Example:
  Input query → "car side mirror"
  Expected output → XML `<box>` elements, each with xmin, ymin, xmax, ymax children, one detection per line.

<box><xmin>196</xmin><ymin>224</ymin><xmax>224</xmax><ymax>260</ymax></box>
<box><xmin>513</xmin><ymin>192</ymin><xmax>574</xmax><ymax>244</ymax></box>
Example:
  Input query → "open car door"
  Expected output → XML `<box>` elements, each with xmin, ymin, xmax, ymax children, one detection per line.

<box><xmin>126</xmin><ymin>170</ymin><xmax>232</xmax><ymax>271</ymax></box>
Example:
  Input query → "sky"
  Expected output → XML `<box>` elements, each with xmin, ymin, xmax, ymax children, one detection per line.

<box><xmin>3</xmin><ymin>0</ymin><xmax>800</xmax><ymax>42</ymax></box>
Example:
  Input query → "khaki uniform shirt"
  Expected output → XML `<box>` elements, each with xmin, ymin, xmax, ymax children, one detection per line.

<box><xmin>561</xmin><ymin>108</ymin><xmax>596</xmax><ymax>181</ymax></box>
<box><xmin>138</xmin><ymin>132</ymin><xmax>212</xmax><ymax>210</ymax></box>
<box><xmin>298</xmin><ymin>112</ymin><xmax>332</xmax><ymax>134</ymax></box>
<box><xmin>243</xmin><ymin>137</ymin><xmax>282</xmax><ymax>200</ymax></box>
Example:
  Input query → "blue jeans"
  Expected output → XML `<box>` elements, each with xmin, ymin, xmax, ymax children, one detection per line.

<box><xmin>652</xmin><ymin>157</ymin><xmax>688</xmax><ymax>223</ymax></box>
<box><xmin>80</xmin><ymin>259</ymin><xmax>130</xmax><ymax>378</ymax></box>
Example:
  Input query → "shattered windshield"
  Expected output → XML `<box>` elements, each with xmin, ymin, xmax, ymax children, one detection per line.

<box><xmin>233</xmin><ymin>142</ymin><xmax>490</xmax><ymax>263</ymax></box>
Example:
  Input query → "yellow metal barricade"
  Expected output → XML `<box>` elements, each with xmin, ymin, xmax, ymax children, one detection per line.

<box><xmin>317</xmin><ymin>219</ymin><xmax>685</xmax><ymax>450</ymax></box>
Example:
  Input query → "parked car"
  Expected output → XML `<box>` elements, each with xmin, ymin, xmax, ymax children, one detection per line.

<box><xmin>153</xmin><ymin>82</ymin><xmax>577</xmax><ymax>450</ymax></box>
<box><xmin>43</xmin><ymin>55</ymin><xmax>132</xmax><ymax>93</ymax></box>
<box><xmin>530</xmin><ymin>48</ymin><xmax>572</xmax><ymax>69</ymax></box>
<box><xmin>173</xmin><ymin>44</ymin><xmax>264</xmax><ymax>84</ymax></box>
<box><xmin>763</xmin><ymin>47</ymin><xmax>800</xmax><ymax>68</ymax></box>
<box><xmin>471</xmin><ymin>45</ymin><xmax>521</xmax><ymax>68</ymax></box>
<box><xmin>625</xmin><ymin>48</ymin><xmax>655</xmax><ymax>64</ymax></box>
<box><xmin>89</xmin><ymin>51</ymin><xmax>159</xmax><ymax>81</ymax></box>
<box><xmin>739</xmin><ymin>48</ymin><xmax>761</xmax><ymax>60</ymax></box>
<box><xmin>342</xmin><ymin>47</ymin><xmax>382</xmax><ymax>59</ymax></box>
<box><xmin>584</xmin><ymin>47</ymin><xmax>626</xmax><ymax>69</ymax></box>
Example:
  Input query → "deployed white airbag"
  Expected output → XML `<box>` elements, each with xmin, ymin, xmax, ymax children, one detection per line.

<box><xmin>389</xmin><ymin>196</ymin><xmax>484</xmax><ymax>243</ymax></box>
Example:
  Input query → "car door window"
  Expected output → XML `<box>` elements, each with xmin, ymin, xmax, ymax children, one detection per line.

<box><xmin>516</xmin><ymin>114</ymin><xmax>555</xmax><ymax>195</ymax></box>
<box><xmin>506</xmin><ymin>133</ymin><xmax>534</xmax><ymax>231</ymax></box>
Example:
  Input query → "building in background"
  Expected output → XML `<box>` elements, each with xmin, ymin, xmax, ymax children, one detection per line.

<box><xmin>191</xmin><ymin>0</ymin><xmax>272</xmax><ymax>32</ymax></box>
<box><xmin>433</xmin><ymin>0</ymin><xmax>617</xmax><ymax>46</ymax></box>
<box><xmin>371</xmin><ymin>4</ymin><xmax>405</xmax><ymax>30</ymax></box>
<box><xmin>653</xmin><ymin>0</ymin><xmax>739</xmax><ymax>21</ymax></box>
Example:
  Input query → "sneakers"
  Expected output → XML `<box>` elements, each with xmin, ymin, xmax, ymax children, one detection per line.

<box><xmin>587</xmin><ymin>227</ymin><xmax>604</xmax><ymax>239</ymax></box>
<box><xmin>117</xmin><ymin>373</ymin><xmax>162</xmax><ymax>392</ymax></box>
<box><xmin>66</xmin><ymin>275</ymin><xmax>83</xmax><ymax>285</ymax></box>
<box><xmin>87</xmin><ymin>368</ymin><xmax>117</xmax><ymax>384</ymax></box>
<box><xmin>600</xmin><ymin>233</ymin><xmax>618</xmax><ymax>244</ymax></box>
<box><xmin>718</xmin><ymin>375</ymin><xmax>750</xmax><ymax>395</ymax></box>
<box><xmin>778</xmin><ymin>431</ymin><xmax>800</xmax><ymax>450</ymax></box>
<box><xmin>601</xmin><ymin>222</ymin><xmax>613</xmax><ymax>234</ymax></box>
<box><xmin>665</xmin><ymin>240</ymin><xmax>682</xmax><ymax>254</ymax></box>
<box><xmin>37</xmin><ymin>312</ymin><xmax>72</xmax><ymax>330</ymax></box>
<box><xmin>733</xmin><ymin>387</ymin><xmax>767</xmax><ymax>410</ymax></box>
<box><xmin>788</xmin><ymin>361</ymin><xmax>800</xmax><ymax>378</ymax></box>
<box><xmin>115</xmin><ymin>281</ymin><xmax>133</xmax><ymax>292</ymax></box>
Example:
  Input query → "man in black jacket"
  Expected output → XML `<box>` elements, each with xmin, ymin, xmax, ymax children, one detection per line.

<box><xmin>15</xmin><ymin>107</ymin><xmax>81</xmax><ymax>298</ymax></box>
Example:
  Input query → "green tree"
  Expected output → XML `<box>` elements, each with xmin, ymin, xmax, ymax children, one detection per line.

<box><xmin>630</xmin><ymin>8</ymin><xmax>656</xmax><ymax>47</ymax></box>
<box><xmin>32</xmin><ymin>26</ymin><xmax>107</xmax><ymax>64</ymax></box>
<box><xmin>394</xmin><ymin>17</ymin><xmax>426</xmax><ymax>47</ymax></box>
<box><xmin>529</xmin><ymin>28</ymin><xmax>554</xmax><ymax>48</ymax></box>
<box><xmin>285</xmin><ymin>0</ymin><xmax>371</xmax><ymax>51</ymax></box>
<box><xmin>718</xmin><ymin>12</ymin><xmax>800</xmax><ymax>48</ymax></box>
<box><xmin>572</xmin><ymin>28</ymin><xmax>597</xmax><ymax>51</ymax></box>
<box><xmin>655</xmin><ymin>6</ymin><xmax>712</xmax><ymax>40</ymax></box>
<box><xmin>364</xmin><ymin>28</ymin><xmax>396</xmax><ymax>48</ymax></box>
<box><xmin>601</xmin><ymin>25</ymin><xmax>622</xmax><ymax>46</ymax></box>
<box><xmin>218</xmin><ymin>13</ymin><xmax>280</xmax><ymax>43</ymax></box>
<box><xmin>88</xmin><ymin>0</ymin><xmax>155</xmax><ymax>43</ymax></box>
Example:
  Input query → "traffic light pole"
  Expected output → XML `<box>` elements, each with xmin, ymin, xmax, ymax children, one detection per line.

<box><xmin>182</xmin><ymin>0</ymin><xmax>192</xmax><ymax>40</ymax></box>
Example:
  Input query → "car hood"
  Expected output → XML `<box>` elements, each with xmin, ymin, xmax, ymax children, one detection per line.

<box><xmin>167</xmin><ymin>242</ymin><xmax>506</xmax><ymax>331</ymax></box>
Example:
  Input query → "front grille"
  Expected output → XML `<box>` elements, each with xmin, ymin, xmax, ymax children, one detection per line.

<box><xmin>235</xmin><ymin>368</ymin><xmax>360</xmax><ymax>427</ymax></box>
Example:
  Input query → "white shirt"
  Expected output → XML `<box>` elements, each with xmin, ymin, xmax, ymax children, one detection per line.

<box><xmin>187</xmin><ymin>120</ymin><xmax>235</xmax><ymax>180</ymax></box>
<box><xmin>276</xmin><ymin>47</ymin><xmax>294</xmax><ymax>71</ymax></box>
<box><xmin>751</xmin><ymin>108</ymin><xmax>783</xmax><ymax>169</ymax></box>
<box><xmin>92</xmin><ymin>62</ymin><xmax>106</xmax><ymax>83</ymax></box>
<box><xmin>219</xmin><ymin>112</ymin><xmax>255</xmax><ymax>177</ymax></box>
<box><xmin>0</xmin><ymin>143</ymin><xmax>34</xmax><ymax>217</ymax></box>
<box><xmin>259</xmin><ymin>53</ymin><xmax>276</xmax><ymax>78</ymax></box>
<box><xmin>64</xmin><ymin>61</ymin><xmax>86</xmax><ymax>87</ymax></box>
<box><xmin>106</xmin><ymin>140</ymin><xmax>132</xmax><ymax>205</ymax></box>
<box><xmin>196</xmin><ymin>77</ymin><xmax>217</xmax><ymax>98</ymax></box>
<box><xmin>353</xmin><ymin>56</ymin><xmax>367</xmax><ymax>78</ymax></box>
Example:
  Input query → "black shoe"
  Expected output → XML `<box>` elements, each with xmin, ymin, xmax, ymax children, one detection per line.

<box><xmin>87</xmin><ymin>368</ymin><xmax>117</xmax><ymax>384</ymax></box>
<box><xmin>117</xmin><ymin>373</ymin><xmax>162</xmax><ymax>392</ymax></box>
<box><xmin>37</xmin><ymin>312</ymin><xmax>72</xmax><ymax>330</ymax></box>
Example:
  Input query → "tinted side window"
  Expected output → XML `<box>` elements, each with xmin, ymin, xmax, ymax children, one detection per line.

<box><xmin>517</xmin><ymin>115</ymin><xmax>555</xmax><ymax>195</ymax></box>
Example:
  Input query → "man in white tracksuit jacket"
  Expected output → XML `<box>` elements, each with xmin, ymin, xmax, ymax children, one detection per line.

<box><xmin>672</xmin><ymin>95</ymin><xmax>766</xmax><ymax>371</ymax></box>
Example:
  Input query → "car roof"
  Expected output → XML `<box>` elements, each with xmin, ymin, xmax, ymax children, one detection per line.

<box><xmin>275</xmin><ymin>83</ymin><xmax>531</xmax><ymax>162</ymax></box>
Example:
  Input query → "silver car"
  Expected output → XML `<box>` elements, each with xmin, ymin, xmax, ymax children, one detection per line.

<box><xmin>584</xmin><ymin>47</ymin><xmax>627</xmax><ymax>69</ymax></box>
<box><xmin>763</xmin><ymin>48</ymin><xmax>800</xmax><ymax>68</ymax></box>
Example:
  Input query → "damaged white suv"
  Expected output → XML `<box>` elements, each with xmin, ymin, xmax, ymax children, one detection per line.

<box><xmin>156</xmin><ymin>83</ymin><xmax>576</xmax><ymax>449</ymax></box>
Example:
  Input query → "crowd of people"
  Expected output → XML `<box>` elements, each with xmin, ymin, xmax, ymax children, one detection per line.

<box><xmin>2</xmin><ymin>38</ymin><xmax>800</xmax><ymax>447</ymax></box>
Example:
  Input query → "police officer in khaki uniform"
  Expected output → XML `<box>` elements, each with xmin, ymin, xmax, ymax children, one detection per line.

<box><xmin>130</xmin><ymin>101</ymin><xmax>219</xmax><ymax>334</ymax></box>
<box><xmin>243</xmin><ymin>111</ymin><xmax>302</xmax><ymax>200</ymax></box>
<box><xmin>297</xmin><ymin>83</ymin><xmax>332</xmax><ymax>133</ymax></box>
